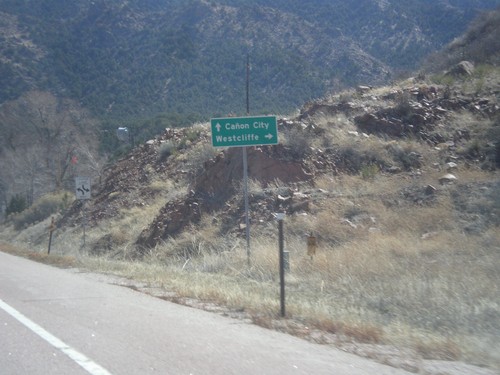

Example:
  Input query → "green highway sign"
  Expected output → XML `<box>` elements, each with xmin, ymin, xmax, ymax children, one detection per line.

<box><xmin>211</xmin><ymin>115</ymin><xmax>278</xmax><ymax>148</ymax></box>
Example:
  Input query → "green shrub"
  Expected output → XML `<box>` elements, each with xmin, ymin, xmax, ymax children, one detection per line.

<box><xmin>185</xmin><ymin>128</ymin><xmax>201</xmax><ymax>142</ymax></box>
<box><xmin>337</xmin><ymin>144</ymin><xmax>388</xmax><ymax>174</ymax></box>
<box><xmin>388</xmin><ymin>144</ymin><xmax>423</xmax><ymax>170</ymax></box>
<box><xmin>394</xmin><ymin>92</ymin><xmax>413</xmax><ymax>118</ymax></box>
<box><xmin>12</xmin><ymin>192</ymin><xmax>72</xmax><ymax>230</ymax></box>
<box><xmin>283</xmin><ymin>126</ymin><xmax>313</xmax><ymax>158</ymax></box>
<box><xmin>360</xmin><ymin>163</ymin><xmax>379</xmax><ymax>180</ymax></box>
<box><xmin>338</xmin><ymin>146</ymin><xmax>363</xmax><ymax>172</ymax></box>
<box><xmin>178</xmin><ymin>129</ymin><xmax>201</xmax><ymax>150</ymax></box>
<box><xmin>158</xmin><ymin>141</ymin><xmax>177</xmax><ymax>162</ymax></box>
<box><xmin>430</xmin><ymin>74</ymin><xmax>455</xmax><ymax>87</ymax></box>
<box><xmin>6</xmin><ymin>194</ymin><xmax>27</xmax><ymax>216</ymax></box>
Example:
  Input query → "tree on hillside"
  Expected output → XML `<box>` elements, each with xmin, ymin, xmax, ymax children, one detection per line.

<box><xmin>0</xmin><ymin>177</ymin><xmax>7</xmax><ymax>217</ymax></box>
<box><xmin>76</xmin><ymin>142</ymin><xmax>108</xmax><ymax>186</ymax></box>
<box><xmin>1</xmin><ymin>146</ymin><xmax>44</xmax><ymax>206</ymax></box>
<box><xmin>19</xmin><ymin>92</ymin><xmax>79</xmax><ymax>190</ymax></box>
<box><xmin>0</xmin><ymin>91</ymin><xmax>102</xmax><ymax>206</ymax></box>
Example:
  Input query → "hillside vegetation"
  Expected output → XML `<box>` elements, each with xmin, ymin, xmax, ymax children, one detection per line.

<box><xmin>0</xmin><ymin>0</ymin><xmax>498</xmax><ymax>118</ymax></box>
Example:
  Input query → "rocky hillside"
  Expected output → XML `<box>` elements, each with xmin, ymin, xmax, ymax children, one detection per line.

<box><xmin>56</xmin><ymin>57</ymin><xmax>499</xmax><ymax>257</ymax></box>
<box><xmin>1</xmin><ymin>0</ymin><xmax>498</xmax><ymax>118</ymax></box>
<box><xmin>54</xmin><ymin>8</ymin><xmax>500</xmax><ymax>253</ymax></box>
<box><xmin>46</xmin><ymin>61</ymin><xmax>498</xmax><ymax>373</ymax></box>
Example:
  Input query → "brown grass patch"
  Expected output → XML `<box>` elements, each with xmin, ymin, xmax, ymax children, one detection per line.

<box><xmin>342</xmin><ymin>323</ymin><xmax>384</xmax><ymax>344</ymax></box>
<box><xmin>414</xmin><ymin>337</ymin><xmax>462</xmax><ymax>361</ymax></box>
<box><xmin>0</xmin><ymin>242</ymin><xmax>78</xmax><ymax>268</ymax></box>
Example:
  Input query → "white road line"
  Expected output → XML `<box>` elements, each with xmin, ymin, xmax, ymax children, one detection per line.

<box><xmin>0</xmin><ymin>299</ymin><xmax>112</xmax><ymax>375</ymax></box>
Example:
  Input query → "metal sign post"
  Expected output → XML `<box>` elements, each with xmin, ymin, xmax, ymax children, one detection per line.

<box><xmin>210</xmin><ymin>116</ymin><xmax>278</xmax><ymax>265</ymax></box>
<box><xmin>83</xmin><ymin>201</ymin><xmax>87</xmax><ymax>246</ymax></box>
<box><xmin>209</xmin><ymin>57</ymin><xmax>279</xmax><ymax>266</ymax></box>
<box><xmin>242</xmin><ymin>147</ymin><xmax>251</xmax><ymax>266</ymax></box>
<box><xmin>276</xmin><ymin>213</ymin><xmax>286</xmax><ymax>317</ymax></box>
<box><xmin>75</xmin><ymin>176</ymin><xmax>91</xmax><ymax>246</ymax></box>
<box><xmin>244</xmin><ymin>55</ymin><xmax>250</xmax><ymax>265</ymax></box>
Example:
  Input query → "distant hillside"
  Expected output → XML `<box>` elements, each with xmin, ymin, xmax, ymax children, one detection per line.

<box><xmin>424</xmin><ymin>7</ymin><xmax>500</xmax><ymax>71</ymax></box>
<box><xmin>1</xmin><ymin>0</ymin><xmax>499</xmax><ymax>118</ymax></box>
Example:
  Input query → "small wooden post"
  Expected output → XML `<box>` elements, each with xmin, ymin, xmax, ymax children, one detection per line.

<box><xmin>48</xmin><ymin>217</ymin><xmax>56</xmax><ymax>254</ymax></box>
<box><xmin>307</xmin><ymin>233</ymin><xmax>317</xmax><ymax>260</ymax></box>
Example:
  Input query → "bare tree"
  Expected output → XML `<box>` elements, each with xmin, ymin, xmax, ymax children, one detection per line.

<box><xmin>76</xmin><ymin>143</ymin><xmax>108</xmax><ymax>187</ymax></box>
<box><xmin>0</xmin><ymin>91</ymin><xmax>102</xmax><ymax>203</ymax></box>
<box><xmin>0</xmin><ymin>145</ymin><xmax>45</xmax><ymax>205</ymax></box>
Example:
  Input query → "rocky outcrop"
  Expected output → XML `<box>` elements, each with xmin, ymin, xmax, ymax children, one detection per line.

<box><xmin>299</xmin><ymin>101</ymin><xmax>357</xmax><ymax>120</ymax></box>
<box><xmin>354</xmin><ymin>94</ymin><xmax>446</xmax><ymax>138</ymax></box>
<box><xmin>58</xmin><ymin>69</ymin><xmax>499</xmax><ymax>255</ymax></box>
<box><xmin>136</xmin><ymin>193</ymin><xmax>202</xmax><ymax>252</ymax></box>
<box><xmin>135</xmin><ymin>144</ymin><xmax>314</xmax><ymax>250</ymax></box>
<box><xmin>194</xmin><ymin>145</ymin><xmax>312</xmax><ymax>211</ymax></box>
<box><xmin>353</xmin><ymin>85</ymin><xmax>499</xmax><ymax>141</ymax></box>
<box><xmin>446</xmin><ymin>61</ymin><xmax>475</xmax><ymax>77</ymax></box>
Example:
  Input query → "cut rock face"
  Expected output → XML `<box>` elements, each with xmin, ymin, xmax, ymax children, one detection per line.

<box><xmin>193</xmin><ymin>146</ymin><xmax>312</xmax><ymax>211</ymax></box>
<box><xmin>136</xmin><ymin>145</ymin><xmax>313</xmax><ymax>251</ymax></box>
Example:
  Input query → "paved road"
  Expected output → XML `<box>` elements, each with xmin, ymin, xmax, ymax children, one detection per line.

<box><xmin>0</xmin><ymin>251</ymin><xmax>411</xmax><ymax>375</ymax></box>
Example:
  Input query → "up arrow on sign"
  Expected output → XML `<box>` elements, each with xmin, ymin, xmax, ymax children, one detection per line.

<box><xmin>210</xmin><ymin>115</ymin><xmax>278</xmax><ymax>148</ymax></box>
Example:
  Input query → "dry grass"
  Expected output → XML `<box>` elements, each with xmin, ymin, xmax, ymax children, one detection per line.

<box><xmin>0</xmin><ymin>241</ymin><xmax>78</xmax><ymax>268</ymax></box>
<box><xmin>148</xmin><ymin>170</ymin><xmax>498</xmax><ymax>368</ymax></box>
<box><xmin>2</xmin><ymin>213</ymin><xmax>499</xmax><ymax>369</ymax></box>
<box><xmin>2</xmin><ymin>161</ymin><xmax>498</xmax><ymax>371</ymax></box>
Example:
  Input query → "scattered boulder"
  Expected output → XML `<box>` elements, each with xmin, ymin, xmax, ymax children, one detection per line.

<box><xmin>421</xmin><ymin>231</ymin><xmax>439</xmax><ymax>240</ymax></box>
<box><xmin>355</xmin><ymin>112</ymin><xmax>406</xmax><ymax>137</ymax></box>
<box><xmin>446</xmin><ymin>162</ymin><xmax>458</xmax><ymax>171</ymax></box>
<box><xmin>415</xmin><ymin>85</ymin><xmax>438</xmax><ymax>101</ymax></box>
<box><xmin>446</xmin><ymin>61</ymin><xmax>475</xmax><ymax>77</ymax></box>
<box><xmin>400</xmin><ymin>185</ymin><xmax>438</xmax><ymax>205</ymax></box>
<box><xmin>439</xmin><ymin>173</ymin><xmax>458</xmax><ymax>184</ymax></box>
<box><xmin>425</xmin><ymin>185</ymin><xmax>437</xmax><ymax>195</ymax></box>
<box><xmin>299</xmin><ymin>101</ymin><xmax>356</xmax><ymax>120</ymax></box>
<box><xmin>386</xmin><ymin>165</ymin><xmax>402</xmax><ymax>174</ymax></box>
<box><xmin>354</xmin><ymin>96</ymin><xmax>446</xmax><ymax>138</ymax></box>
<box><xmin>356</xmin><ymin>85</ymin><xmax>372</xmax><ymax>94</ymax></box>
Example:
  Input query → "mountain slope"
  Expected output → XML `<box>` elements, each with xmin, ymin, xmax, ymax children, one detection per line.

<box><xmin>0</xmin><ymin>0</ymin><xmax>498</xmax><ymax>118</ymax></box>
<box><xmin>424</xmin><ymin>7</ymin><xmax>500</xmax><ymax>70</ymax></box>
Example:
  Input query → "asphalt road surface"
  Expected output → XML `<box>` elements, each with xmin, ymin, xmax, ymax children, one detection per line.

<box><xmin>0</xmin><ymin>251</ymin><xmax>412</xmax><ymax>375</ymax></box>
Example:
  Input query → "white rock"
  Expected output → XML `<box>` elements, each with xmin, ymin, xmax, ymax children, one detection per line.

<box><xmin>439</xmin><ymin>173</ymin><xmax>457</xmax><ymax>184</ymax></box>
